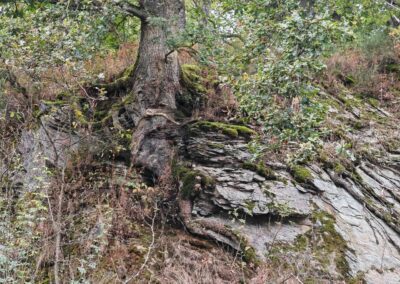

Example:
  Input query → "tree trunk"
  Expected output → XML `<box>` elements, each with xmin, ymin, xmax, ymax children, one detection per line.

<box><xmin>127</xmin><ymin>0</ymin><xmax>186</xmax><ymax>180</ymax></box>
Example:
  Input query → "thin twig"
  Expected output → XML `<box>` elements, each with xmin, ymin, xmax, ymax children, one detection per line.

<box><xmin>54</xmin><ymin>169</ymin><xmax>65</xmax><ymax>284</ymax></box>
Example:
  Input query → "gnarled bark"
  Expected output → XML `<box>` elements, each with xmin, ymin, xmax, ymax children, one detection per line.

<box><xmin>126</xmin><ymin>0</ymin><xmax>186</xmax><ymax>178</ymax></box>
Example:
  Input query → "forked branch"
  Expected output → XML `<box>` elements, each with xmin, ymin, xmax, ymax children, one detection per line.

<box><xmin>117</xmin><ymin>1</ymin><xmax>148</xmax><ymax>20</ymax></box>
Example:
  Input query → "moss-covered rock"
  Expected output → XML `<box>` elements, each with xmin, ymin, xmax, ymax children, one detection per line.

<box><xmin>177</xmin><ymin>64</ymin><xmax>209</xmax><ymax>116</ymax></box>
<box><xmin>311</xmin><ymin>210</ymin><xmax>350</xmax><ymax>277</ymax></box>
<box><xmin>181</xmin><ymin>64</ymin><xmax>207</xmax><ymax>94</ymax></box>
<box><xmin>267</xmin><ymin>210</ymin><xmax>351</xmax><ymax>280</ymax></box>
<box><xmin>173</xmin><ymin>163</ymin><xmax>215</xmax><ymax>199</ymax></box>
<box><xmin>290</xmin><ymin>165</ymin><xmax>313</xmax><ymax>184</ymax></box>
<box><xmin>367</xmin><ymin>97</ymin><xmax>380</xmax><ymax>108</ymax></box>
<box><xmin>242</xmin><ymin>160</ymin><xmax>276</xmax><ymax>179</ymax></box>
<box><xmin>192</xmin><ymin>121</ymin><xmax>257</xmax><ymax>138</ymax></box>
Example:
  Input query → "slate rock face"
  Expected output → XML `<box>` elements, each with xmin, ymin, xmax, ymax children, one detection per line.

<box><xmin>14</xmin><ymin>107</ymin><xmax>80</xmax><ymax>192</ymax></box>
<box><xmin>179</xmin><ymin>122</ymin><xmax>400</xmax><ymax>283</ymax></box>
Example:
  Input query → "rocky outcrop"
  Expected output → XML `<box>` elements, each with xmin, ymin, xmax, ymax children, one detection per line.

<box><xmin>8</xmin><ymin>102</ymin><xmax>400</xmax><ymax>283</ymax></box>
<box><xmin>14</xmin><ymin>106</ymin><xmax>80</xmax><ymax>191</ymax></box>
<box><xmin>177</xmin><ymin>121</ymin><xmax>400</xmax><ymax>283</ymax></box>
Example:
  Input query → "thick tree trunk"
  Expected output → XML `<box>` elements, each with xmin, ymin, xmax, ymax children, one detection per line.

<box><xmin>127</xmin><ymin>0</ymin><xmax>186</xmax><ymax>179</ymax></box>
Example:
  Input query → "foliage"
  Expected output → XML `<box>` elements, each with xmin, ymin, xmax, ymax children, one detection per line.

<box><xmin>0</xmin><ymin>0</ymin><xmax>140</xmax><ymax>84</ymax></box>
<box><xmin>186</xmin><ymin>0</ymin><xmax>398</xmax><ymax>154</ymax></box>
<box><xmin>185</xmin><ymin>1</ymin><xmax>342</xmax><ymax>149</ymax></box>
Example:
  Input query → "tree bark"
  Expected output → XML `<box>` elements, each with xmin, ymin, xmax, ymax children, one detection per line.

<box><xmin>126</xmin><ymin>0</ymin><xmax>186</xmax><ymax>179</ymax></box>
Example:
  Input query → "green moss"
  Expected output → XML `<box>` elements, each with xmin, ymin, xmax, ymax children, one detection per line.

<box><xmin>266</xmin><ymin>210</ymin><xmax>351</xmax><ymax>280</ymax></box>
<box><xmin>41</xmin><ymin>99</ymin><xmax>66</xmax><ymax>106</ymax></box>
<box><xmin>172</xmin><ymin>163</ymin><xmax>215</xmax><ymax>199</ymax></box>
<box><xmin>181</xmin><ymin>64</ymin><xmax>207</xmax><ymax>94</ymax></box>
<box><xmin>351</xmin><ymin>171</ymin><xmax>363</xmax><ymax>183</ymax></box>
<box><xmin>180</xmin><ymin>171</ymin><xmax>197</xmax><ymax>199</ymax></box>
<box><xmin>207</xmin><ymin>142</ymin><xmax>225</xmax><ymax>149</ymax></box>
<box><xmin>333</xmin><ymin>163</ymin><xmax>346</xmax><ymax>175</ymax></box>
<box><xmin>233</xmin><ymin>232</ymin><xmax>260</xmax><ymax>265</ymax></box>
<box><xmin>71</xmin><ymin>101</ymin><xmax>88</xmax><ymax>125</ymax></box>
<box><xmin>291</xmin><ymin>165</ymin><xmax>313</xmax><ymax>183</ymax></box>
<box><xmin>111</xmin><ymin>94</ymin><xmax>135</xmax><ymax>111</ymax></box>
<box><xmin>383</xmin><ymin>212</ymin><xmax>394</xmax><ymax>223</ymax></box>
<box><xmin>384</xmin><ymin>138</ymin><xmax>400</xmax><ymax>153</ymax></box>
<box><xmin>311</xmin><ymin>210</ymin><xmax>350</xmax><ymax>276</ymax></box>
<box><xmin>348</xmin><ymin>272</ymin><xmax>366</xmax><ymax>284</ymax></box>
<box><xmin>367</xmin><ymin>97</ymin><xmax>380</xmax><ymax>108</ymax></box>
<box><xmin>321</xmin><ymin>97</ymin><xmax>341</xmax><ymax>110</ymax></box>
<box><xmin>97</xmin><ymin>64</ymin><xmax>136</xmax><ymax>93</ymax></box>
<box><xmin>243</xmin><ymin>160</ymin><xmax>275</xmax><ymax>179</ymax></box>
<box><xmin>192</xmin><ymin>121</ymin><xmax>257</xmax><ymax>138</ymax></box>
<box><xmin>360</xmin><ymin>108</ymin><xmax>389</xmax><ymax>125</ymax></box>
<box><xmin>242</xmin><ymin>244</ymin><xmax>259</xmax><ymax>265</ymax></box>
<box><xmin>343</xmin><ymin>75</ymin><xmax>356</xmax><ymax>86</ymax></box>
<box><xmin>337</xmin><ymin>93</ymin><xmax>362</xmax><ymax>111</ymax></box>
<box><xmin>244</xmin><ymin>200</ymin><xmax>256</xmax><ymax>213</ymax></box>
<box><xmin>385</xmin><ymin>63</ymin><xmax>400</xmax><ymax>73</ymax></box>
<box><xmin>317</xmin><ymin>149</ymin><xmax>330</xmax><ymax>165</ymax></box>
<box><xmin>203</xmin><ymin>175</ymin><xmax>216</xmax><ymax>188</ymax></box>
<box><xmin>332</xmin><ymin>127</ymin><xmax>352</xmax><ymax>143</ymax></box>
<box><xmin>294</xmin><ymin>235</ymin><xmax>308</xmax><ymax>251</ymax></box>
<box><xmin>122</xmin><ymin>64</ymin><xmax>136</xmax><ymax>78</ymax></box>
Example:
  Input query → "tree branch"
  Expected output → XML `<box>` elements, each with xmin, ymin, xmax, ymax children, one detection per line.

<box><xmin>117</xmin><ymin>1</ymin><xmax>148</xmax><ymax>20</ymax></box>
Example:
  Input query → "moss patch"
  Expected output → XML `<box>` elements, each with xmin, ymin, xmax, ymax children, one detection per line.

<box><xmin>385</xmin><ymin>63</ymin><xmax>400</xmax><ymax>73</ymax></box>
<box><xmin>311</xmin><ymin>210</ymin><xmax>350</xmax><ymax>277</ymax></box>
<box><xmin>243</xmin><ymin>160</ymin><xmax>276</xmax><ymax>179</ymax></box>
<box><xmin>181</xmin><ymin>64</ymin><xmax>207</xmax><ymax>94</ymax></box>
<box><xmin>230</xmin><ymin>230</ymin><xmax>260</xmax><ymax>265</ymax></box>
<box><xmin>173</xmin><ymin>163</ymin><xmax>215</xmax><ymax>199</ymax></box>
<box><xmin>241</xmin><ymin>242</ymin><xmax>259</xmax><ymax>265</ymax></box>
<box><xmin>383</xmin><ymin>138</ymin><xmax>400</xmax><ymax>153</ymax></box>
<box><xmin>291</xmin><ymin>165</ymin><xmax>313</xmax><ymax>184</ymax></box>
<box><xmin>333</xmin><ymin>163</ymin><xmax>346</xmax><ymax>175</ymax></box>
<box><xmin>192</xmin><ymin>121</ymin><xmax>257</xmax><ymax>138</ymax></box>
<box><xmin>367</xmin><ymin>97</ymin><xmax>380</xmax><ymax>108</ymax></box>
<box><xmin>337</xmin><ymin>93</ymin><xmax>362</xmax><ymax>111</ymax></box>
<box><xmin>266</xmin><ymin>210</ymin><xmax>351</xmax><ymax>280</ymax></box>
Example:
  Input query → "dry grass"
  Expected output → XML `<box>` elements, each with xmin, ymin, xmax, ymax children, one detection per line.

<box><xmin>201</xmin><ymin>71</ymin><xmax>238</xmax><ymax>120</ymax></box>
<box><xmin>85</xmin><ymin>42</ymin><xmax>139</xmax><ymax>82</ymax></box>
<box><xmin>26</xmin><ymin>144</ymin><xmax>252</xmax><ymax>284</ymax></box>
<box><xmin>324</xmin><ymin>40</ymin><xmax>400</xmax><ymax>104</ymax></box>
<box><xmin>150</xmin><ymin>233</ymin><xmax>250</xmax><ymax>284</ymax></box>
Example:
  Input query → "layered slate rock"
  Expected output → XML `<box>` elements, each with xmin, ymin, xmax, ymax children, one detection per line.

<box><xmin>14</xmin><ymin>107</ymin><xmax>80</xmax><ymax>191</ymax></box>
<box><xmin>178</xmin><ymin>121</ymin><xmax>400</xmax><ymax>283</ymax></box>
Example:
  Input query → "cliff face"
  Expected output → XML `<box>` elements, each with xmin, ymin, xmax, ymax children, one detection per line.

<box><xmin>7</xmin><ymin>83</ymin><xmax>400</xmax><ymax>283</ymax></box>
